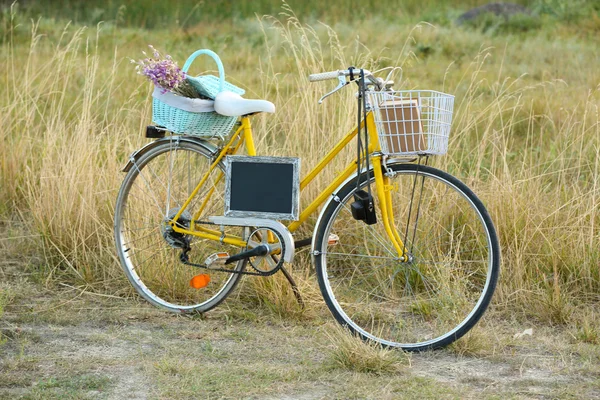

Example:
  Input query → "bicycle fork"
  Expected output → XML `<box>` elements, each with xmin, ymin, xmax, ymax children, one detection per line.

<box><xmin>371</xmin><ymin>156</ymin><xmax>410</xmax><ymax>262</ymax></box>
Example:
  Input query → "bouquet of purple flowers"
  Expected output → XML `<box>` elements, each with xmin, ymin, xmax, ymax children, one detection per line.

<box><xmin>132</xmin><ymin>45</ymin><xmax>209</xmax><ymax>99</ymax></box>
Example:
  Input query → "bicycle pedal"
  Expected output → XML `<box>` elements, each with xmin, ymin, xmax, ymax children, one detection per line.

<box><xmin>328</xmin><ymin>234</ymin><xmax>339</xmax><ymax>246</ymax></box>
<box><xmin>204</xmin><ymin>252</ymin><xmax>230</xmax><ymax>267</ymax></box>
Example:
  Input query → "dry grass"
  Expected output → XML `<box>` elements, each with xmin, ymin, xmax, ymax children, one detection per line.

<box><xmin>448</xmin><ymin>326</ymin><xmax>497</xmax><ymax>357</ymax></box>
<box><xmin>238</xmin><ymin>260</ymin><xmax>319</xmax><ymax>320</ymax></box>
<box><xmin>0</xmin><ymin>289</ymin><xmax>10</xmax><ymax>347</ymax></box>
<box><xmin>1</xmin><ymin>257</ymin><xmax>599</xmax><ymax>399</ymax></box>
<box><xmin>571</xmin><ymin>310</ymin><xmax>600</xmax><ymax>345</ymax></box>
<box><xmin>0</xmin><ymin>2</ymin><xmax>599</xmax><ymax>338</ymax></box>
<box><xmin>323</xmin><ymin>323</ymin><xmax>411</xmax><ymax>374</ymax></box>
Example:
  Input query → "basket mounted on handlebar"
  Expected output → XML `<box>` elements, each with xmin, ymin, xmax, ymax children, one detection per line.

<box><xmin>367</xmin><ymin>90</ymin><xmax>454</xmax><ymax>156</ymax></box>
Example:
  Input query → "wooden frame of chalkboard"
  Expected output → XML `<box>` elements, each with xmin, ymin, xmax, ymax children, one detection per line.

<box><xmin>224</xmin><ymin>155</ymin><xmax>300</xmax><ymax>221</ymax></box>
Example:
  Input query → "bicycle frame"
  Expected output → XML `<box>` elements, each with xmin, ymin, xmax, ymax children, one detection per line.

<box><xmin>168</xmin><ymin>111</ymin><xmax>407</xmax><ymax>258</ymax></box>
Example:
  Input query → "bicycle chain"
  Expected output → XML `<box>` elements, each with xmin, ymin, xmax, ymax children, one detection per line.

<box><xmin>179</xmin><ymin>249</ymin><xmax>280</xmax><ymax>277</ymax></box>
<box><xmin>179</xmin><ymin>222</ymin><xmax>285</xmax><ymax>277</ymax></box>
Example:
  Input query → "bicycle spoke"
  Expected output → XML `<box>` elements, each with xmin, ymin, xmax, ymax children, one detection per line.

<box><xmin>114</xmin><ymin>141</ymin><xmax>246</xmax><ymax>312</ymax></box>
<box><xmin>338</xmin><ymin>201</ymin><xmax>397</xmax><ymax>256</ymax></box>
<box><xmin>320</xmin><ymin>252</ymin><xmax>400</xmax><ymax>261</ymax></box>
<box><xmin>120</xmin><ymin>228</ymin><xmax>161</xmax><ymax>247</ymax></box>
<box><xmin>315</xmin><ymin>164</ymin><xmax>498</xmax><ymax>350</ymax></box>
<box><xmin>129</xmin><ymin>173</ymin><xmax>165</xmax><ymax>215</ymax></box>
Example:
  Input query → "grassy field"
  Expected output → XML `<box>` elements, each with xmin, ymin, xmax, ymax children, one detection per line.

<box><xmin>1</xmin><ymin>0</ymin><xmax>599</xmax><ymax>398</ymax></box>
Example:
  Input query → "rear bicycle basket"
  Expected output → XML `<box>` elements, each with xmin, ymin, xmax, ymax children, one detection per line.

<box><xmin>368</xmin><ymin>90</ymin><xmax>454</xmax><ymax>156</ymax></box>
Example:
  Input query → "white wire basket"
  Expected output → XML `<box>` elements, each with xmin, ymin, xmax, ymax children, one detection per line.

<box><xmin>368</xmin><ymin>90</ymin><xmax>454</xmax><ymax>156</ymax></box>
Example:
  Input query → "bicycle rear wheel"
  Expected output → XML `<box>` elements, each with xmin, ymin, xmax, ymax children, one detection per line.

<box><xmin>314</xmin><ymin>163</ymin><xmax>499</xmax><ymax>351</ymax></box>
<box><xmin>114</xmin><ymin>138</ymin><xmax>245</xmax><ymax>313</ymax></box>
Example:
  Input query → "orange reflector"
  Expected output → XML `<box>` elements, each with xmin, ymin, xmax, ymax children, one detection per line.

<box><xmin>190</xmin><ymin>274</ymin><xmax>211</xmax><ymax>289</ymax></box>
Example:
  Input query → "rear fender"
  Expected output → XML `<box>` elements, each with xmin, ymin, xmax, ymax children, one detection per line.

<box><xmin>121</xmin><ymin>136</ymin><xmax>219</xmax><ymax>173</ymax></box>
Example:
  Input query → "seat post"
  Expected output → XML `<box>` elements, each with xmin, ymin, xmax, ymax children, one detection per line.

<box><xmin>241</xmin><ymin>117</ymin><xmax>257</xmax><ymax>156</ymax></box>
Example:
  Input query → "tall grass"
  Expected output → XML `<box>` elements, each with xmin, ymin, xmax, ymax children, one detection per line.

<box><xmin>1</xmin><ymin>15</ymin><xmax>148</xmax><ymax>289</ymax></box>
<box><xmin>1</xmin><ymin>3</ymin><xmax>598</xmax><ymax>323</ymax></box>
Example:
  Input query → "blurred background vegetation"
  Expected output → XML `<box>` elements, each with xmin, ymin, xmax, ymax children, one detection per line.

<box><xmin>0</xmin><ymin>0</ymin><xmax>599</xmax><ymax>328</ymax></box>
<box><xmin>3</xmin><ymin>0</ymin><xmax>600</xmax><ymax>28</ymax></box>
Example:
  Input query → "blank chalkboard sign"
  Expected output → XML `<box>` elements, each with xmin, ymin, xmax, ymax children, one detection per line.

<box><xmin>224</xmin><ymin>156</ymin><xmax>300</xmax><ymax>220</ymax></box>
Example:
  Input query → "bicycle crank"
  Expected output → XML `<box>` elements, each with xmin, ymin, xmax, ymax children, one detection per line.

<box><xmin>209</xmin><ymin>216</ymin><xmax>295</xmax><ymax>265</ymax></box>
<box><xmin>242</xmin><ymin>227</ymin><xmax>286</xmax><ymax>274</ymax></box>
<box><xmin>179</xmin><ymin>217</ymin><xmax>294</xmax><ymax>277</ymax></box>
<box><xmin>204</xmin><ymin>228</ymin><xmax>284</xmax><ymax>275</ymax></box>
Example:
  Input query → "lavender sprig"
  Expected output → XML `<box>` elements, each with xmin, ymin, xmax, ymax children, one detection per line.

<box><xmin>132</xmin><ymin>45</ymin><xmax>209</xmax><ymax>99</ymax></box>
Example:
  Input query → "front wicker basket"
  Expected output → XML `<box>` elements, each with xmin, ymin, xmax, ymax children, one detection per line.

<box><xmin>368</xmin><ymin>90</ymin><xmax>454</xmax><ymax>156</ymax></box>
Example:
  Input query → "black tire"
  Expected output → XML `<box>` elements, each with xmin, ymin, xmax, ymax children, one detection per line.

<box><xmin>314</xmin><ymin>163</ymin><xmax>500</xmax><ymax>351</ymax></box>
<box><xmin>114</xmin><ymin>139</ymin><xmax>245</xmax><ymax>313</ymax></box>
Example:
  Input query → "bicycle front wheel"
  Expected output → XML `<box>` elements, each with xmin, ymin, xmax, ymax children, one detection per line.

<box><xmin>314</xmin><ymin>163</ymin><xmax>500</xmax><ymax>351</ymax></box>
<box><xmin>114</xmin><ymin>138</ymin><xmax>246</xmax><ymax>313</ymax></box>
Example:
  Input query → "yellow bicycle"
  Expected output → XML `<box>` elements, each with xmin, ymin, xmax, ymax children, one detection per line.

<box><xmin>114</xmin><ymin>68</ymin><xmax>500</xmax><ymax>351</ymax></box>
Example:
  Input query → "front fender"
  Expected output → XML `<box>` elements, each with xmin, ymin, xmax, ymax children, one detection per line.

<box><xmin>310</xmin><ymin>158</ymin><xmax>413</xmax><ymax>254</ymax></box>
<box><xmin>121</xmin><ymin>136</ymin><xmax>219</xmax><ymax>173</ymax></box>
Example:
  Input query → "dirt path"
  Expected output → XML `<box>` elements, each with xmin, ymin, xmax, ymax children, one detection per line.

<box><xmin>1</xmin><ymin>263</ymin><xmax>599</xmax><ymax>399</ymax></box>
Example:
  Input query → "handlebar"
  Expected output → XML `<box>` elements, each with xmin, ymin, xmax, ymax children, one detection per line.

<box><xmin>308</xmin><ymin>70</ymin><xmax>342</xmax><ymax>82</ymax></box>
<box><xmin>308</xmin><ymin>68</ymin><xmax>382</xmax><ymax>103</ymax></box>
<box><xmin>308</xmin><ymin>68</ymin><xmax>381</xmax><ymax>87</ymax></box>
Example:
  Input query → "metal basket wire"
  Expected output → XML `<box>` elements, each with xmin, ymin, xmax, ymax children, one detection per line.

<box><xmin>367</xmin><ymin>90</ymin><xmax>454</xmax><ymax>156</ymax></box>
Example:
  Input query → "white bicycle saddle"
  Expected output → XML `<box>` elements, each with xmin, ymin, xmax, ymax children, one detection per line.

<box><xmin>214</xmin><ymin>91</ymin><xmax>275</xmax><ymax>117</ymax></box>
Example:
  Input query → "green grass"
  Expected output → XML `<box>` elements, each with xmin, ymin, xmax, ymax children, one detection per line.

<box><xmin>27</xmin><ymin>374</ymin><xmax>113</xmax><ymax>399</ymax></box>
<box><xmin>0</xmin><ymin>0</ymin><xmax>520</xmax><ymax>28</ymax></box>
<box><xmin>6</xmin><ymin>0</ymin><xmax>600</xmax><ymax>29</ymax></box>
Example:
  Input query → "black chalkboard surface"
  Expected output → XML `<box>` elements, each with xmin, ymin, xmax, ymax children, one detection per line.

<box><xmin>224</xmin><ymin>156</ymin><xmax>300</xmax><ymax>220</ymax></box>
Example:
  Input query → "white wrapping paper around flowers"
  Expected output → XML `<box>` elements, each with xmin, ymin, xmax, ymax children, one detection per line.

<box><xmin>152</xmin><ymin>86</ymin><xmax>215</xmax><ymax>113</ymax></box>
